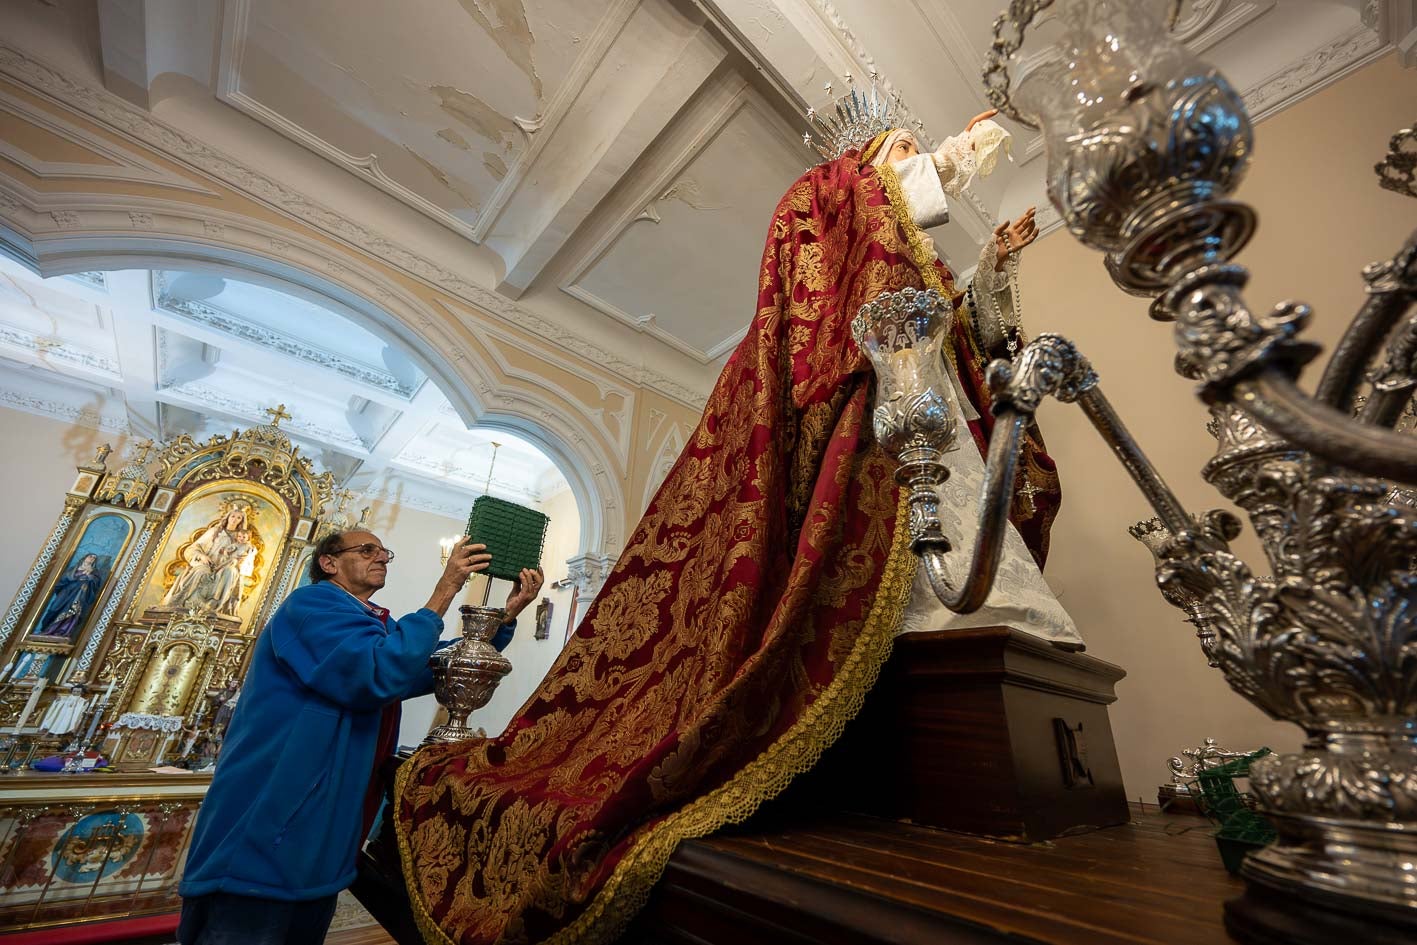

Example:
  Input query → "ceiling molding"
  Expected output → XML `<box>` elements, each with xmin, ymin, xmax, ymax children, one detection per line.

<box><xmin>151</xmin><ymin>272</ymin><xmax>418</xmax><ymax>398</ymax></box>
<box><xmin>787</xmin><ymin>0</ymin><xmax>936</xmax><ymax>147</ymax></box>
<box><xmin>156</xmin><ymin>379</ymin><xmax>367</xmax><ymax>448</ymax></box>
<box><xmin>1023</xmin><ymin>14</ymin><xmax>1388</xmax><ymax>238</ymax></box>
<box><xmin>0</xmin><ymin>42</ymin><xmax>711</xmax><ymax>411</ymax></box>
<box><xmin>0</xmin><ymin>87</ymin><xmax>218</xmax><ymax>197</ymax></box>
<box><xmin>215</xmin><ymin>0</ymin><xmax>481</xmax><ymax>243</ymax></box>
<box><xmin>1244</xmin><ymin>21</ymin><xmax>1388</xmax><ymax>121</ymax></box>
<box><xmin>483</xmin><ymin>3</ymin><xmax>728</xmax><ymax>296</ymax></box>
<box><xmin>558</xmin><ymin>77</ymin><xmax>789</xmax><ymax>365</ymax></box>
<box><xmin>0</xmin><ymin>385</ymin><xmax>130</xmax><ymax>434</ymax></box>
<box><xmin>0</xmin><ymin>323</ymin><xmax>120</xmax><ymax>378</ymax></box>
<box><xmin>471</xmin><ymin>0</ymin><xmax>644</xmax><ymax>243</ymax></box>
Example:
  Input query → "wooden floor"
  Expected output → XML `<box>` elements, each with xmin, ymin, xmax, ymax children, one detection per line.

<box><xmin>630</xmin><ymin>804</ymin><xmax>1243</xmax><ymax>945</ymax></box>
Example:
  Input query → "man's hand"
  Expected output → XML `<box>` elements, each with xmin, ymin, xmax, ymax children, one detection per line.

<box><xmin>439</xmin><ymin>537</ymin><xmax>491</xmax><ymax>589</ymax></box>
<box><xmin>503</xmin><ymin>567</ymin><xmax>545</xmax><ymax>620</ymax></box>
<box><xmin>993</xmin><ymin>206</ymin><xmax>1038</xmax><ymax>271</ymax></box>
<box><xmin>424</xmin><ymin>538</ymin><xmax>492</xmax><ymax>616</ymax></box>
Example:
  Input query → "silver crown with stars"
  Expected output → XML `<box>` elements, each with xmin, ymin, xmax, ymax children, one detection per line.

<box><xmin>803</xmin><ymin>72</ymin><xmax>922</xmax><ymax>162</ymax></box>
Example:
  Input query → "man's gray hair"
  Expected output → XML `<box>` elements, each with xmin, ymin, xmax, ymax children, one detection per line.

<box><xmin>308</xmin><ymin>530</ymin><xmax>349</xmax><ymax>584</ymax></box>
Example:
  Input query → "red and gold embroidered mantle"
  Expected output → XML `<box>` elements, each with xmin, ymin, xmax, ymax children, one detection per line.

<box><xmin>394</xmin><ymin>151</ymin><xmax>1061</xmax><ymax>945</ymax></box>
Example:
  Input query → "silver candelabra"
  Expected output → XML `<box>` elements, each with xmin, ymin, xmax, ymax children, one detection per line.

<box><xmin>854</xmin><ymin>2</ymin><xmax>1417</xmax><ymax>942</ymax></box>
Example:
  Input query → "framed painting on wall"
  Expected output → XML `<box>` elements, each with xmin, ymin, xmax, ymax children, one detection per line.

<box><xmin>24</xmin><ymin>511</ymin><xmax>135</xmax><ymax>645</ymax></box>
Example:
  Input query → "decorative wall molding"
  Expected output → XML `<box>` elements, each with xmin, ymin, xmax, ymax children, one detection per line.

<box><xmin>373</xmin><ymin>311</ymin><xmax>624</xmax><ymax>554</ymax></box>
<box><xmin>0</xmin><ymin>42</ymin><xmax>711</xmax><ymax>411</ymax></box>
<box><xmin>438</xmin><ymin>297</ymin><xmax>638</xmax><ymax>467</ymax></box>
<box><xmin>641</xmin><ymin>422</ymin><xmax>684</xmax><ymax>513</ymax></box>
<box><xmin>1243</xmin><ymin>22</ymin><xmax>1388</xmax><ymax>121</ymax></box>
<box><xmin>152</xmin><ymin>273</ymin><xmax>418</xmax><ymax>398</ymax></box>
<box><xmin>0</xmin><ymin>323</ymin><xmax>121</xmax><ymax>377</ymax></box>
<box><xmin>0</xmin><ymin>87</ymin><xmax>219</xmax><ymax>197</ymax></box>
<box><xmin>0</xmin><ymin>387</ymin><xmax>130</xmax><ymax>433</ymax></box>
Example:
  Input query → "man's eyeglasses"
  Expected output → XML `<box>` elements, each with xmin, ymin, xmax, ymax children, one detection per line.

<box><xmin>327</xmin><ymin>543</ymin><xmax>396</xmax><ymax>562</ymax></box>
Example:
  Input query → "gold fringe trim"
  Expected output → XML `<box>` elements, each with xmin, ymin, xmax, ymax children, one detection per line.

<box><xmin>395</xmin><ymin>490</ymin><xmax>918</xmax><ymax>945</ymax></box>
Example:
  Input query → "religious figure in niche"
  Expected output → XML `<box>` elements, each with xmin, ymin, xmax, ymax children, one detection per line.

<box><xmin>162</xmin><ymin>500</ymin><xmax>263</xmax><ymax>616</ymax></box>
<box><xmin>32</xmin><ymin>554</ymin><xmax>105</xmax><ymax>639</ymax></box>
<box><xmin>397</xmin><ymin>106</ymin><xmax>1078</xmax><ymax>945</ymax></box>
<box><xmin>28</xmin><ymin>511</ymin><xmax>130</xmax><ymax>642</ymax></box>
<box><xmin>534</xmin><ymin>596</ymin><xmax>552</xmax><ymax>640</ymax></box>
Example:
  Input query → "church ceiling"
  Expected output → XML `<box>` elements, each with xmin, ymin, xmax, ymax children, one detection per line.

<box><xmin>0</xmin><ymin>0</ymin><xmax>1404</xmax><ymax>384</ymax></box>
<box><xmin>0</xmin><ymin>254</ymin><xmax>570</xmax><ymax>517</ymax></box>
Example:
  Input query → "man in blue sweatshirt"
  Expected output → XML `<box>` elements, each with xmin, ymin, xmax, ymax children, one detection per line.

<box><xmin>177</xmin><ymin>529</ymin><xmax>543</xmax><ymax>944</ymax></box>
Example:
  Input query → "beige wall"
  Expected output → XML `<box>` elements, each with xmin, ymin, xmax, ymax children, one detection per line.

<box><xmin>1024</xmin><ymin>53</ymin><xmax>1415</xmax><ymax>799</ymax></box>
<box><xmin>0</xmin><ymin>407</ymin><xmax>132</xmax><ymax>608</ymax></box>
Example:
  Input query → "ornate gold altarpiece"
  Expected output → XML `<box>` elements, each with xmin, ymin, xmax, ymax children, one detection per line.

<box><xmin>0</xmin><ymin>409</ymin><xmax>359</xmax><ymax>933</ymax></box>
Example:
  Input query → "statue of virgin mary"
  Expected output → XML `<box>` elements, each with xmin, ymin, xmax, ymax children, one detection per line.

<box><xmin>397</xmin><ymin>104</ymin><xmax>1079</xmax><ymax>945</ymax></box>
<box><xmin>162</xmin><ymin>499</ymin><xmax>261</xmax><ymax>615</ymax></box>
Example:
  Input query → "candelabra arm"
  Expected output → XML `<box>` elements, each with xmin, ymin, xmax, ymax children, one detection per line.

<box><xmin>917</xmin><ymin>332</ymin><xmax>1197</xmax><ymax>612</ymax></box>
<box><xmin>1314</xmin><ymin>231</ymin><xmax>1417</xmax><ymax>412</ymax></box>
<box><xmin>1161</xmin><ymin>244</ymin><xmax>1417</xmax><ymax>483</ymax></box>
<box><xmin>1232</xmin><ymin>372</ymin><xmax>1417</xmax><ymax>482</ymax></box>
<box><xmin>915</xmin><ymin>411</ymin><xmax>1026</xmax><ymax>613</ymax></box>
<box><xmin>1074</xmin><ymin>387</ymin><xmax>1193</xmax><ymax>535</ymax></box>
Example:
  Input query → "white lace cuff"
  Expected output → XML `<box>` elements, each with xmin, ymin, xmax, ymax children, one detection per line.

<box><xmin>933</xmin><ymin>133</ymin><xmax>978</xmax><ymax>197</ymax></box>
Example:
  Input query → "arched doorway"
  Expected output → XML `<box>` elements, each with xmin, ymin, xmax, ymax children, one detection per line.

<box><xmin>0</xmin><ymin>239</ymin><xmax>602</xmax><ymax>739</ymax></box>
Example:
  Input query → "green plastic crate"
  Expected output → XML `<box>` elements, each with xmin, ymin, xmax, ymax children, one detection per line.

<box><xmin>1194</xmin><ymin>748</ymin><xmax>1278</xmax><ymax>874</ymax></box>
<box><xmin>465</xmin><ymin>495</ymin><xmax>549</xmax><ymax>583</ymax></box>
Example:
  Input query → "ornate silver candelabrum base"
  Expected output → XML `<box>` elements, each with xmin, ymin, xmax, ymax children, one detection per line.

<box><xmin>425</xmin><ymin>605</ymin><xmax>512</xmax><ymax>744</ymax></box>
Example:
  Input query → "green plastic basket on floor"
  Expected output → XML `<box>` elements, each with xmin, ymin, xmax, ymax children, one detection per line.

<box><xmin>464</xmin><ymin>495</ymin><xmax>549</xmax><ymax>583</ymax></box>
<box><xmin>1194</xmin><ymin>747</ymin><xmax>1278</xmax><ymax>874</ymax></box>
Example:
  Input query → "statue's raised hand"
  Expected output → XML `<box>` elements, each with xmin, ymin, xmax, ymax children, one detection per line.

<box><xmin>993</xmin><ymin>206</ymin><xmax>1038</xmax><ymax>271</ymax></box>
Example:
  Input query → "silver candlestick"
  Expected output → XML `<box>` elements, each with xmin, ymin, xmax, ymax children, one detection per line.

<box><xmin>425</xmin><ymin>605</ymin><xmax>512</xmax><ymax>744</ymax></box>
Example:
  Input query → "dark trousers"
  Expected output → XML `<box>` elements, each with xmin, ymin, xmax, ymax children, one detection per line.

<box><xmin>178</xmin><ymin>891</ymin><xmax>339</xmax><ymax>945</ymax></box>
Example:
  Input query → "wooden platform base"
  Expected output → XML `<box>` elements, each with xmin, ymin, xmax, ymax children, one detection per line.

<box><xmin>793</xmin><ymin>627</ymin><xmax>1130</xmax><ymax>841</ymax></box>
<box><xmin>626</xmin><ymin>806</ymin><xmax>1241</xmax><ymax>945</ymax></box>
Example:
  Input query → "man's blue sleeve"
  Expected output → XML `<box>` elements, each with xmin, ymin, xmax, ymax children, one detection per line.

<box><xmin>492</xmin><ymin>618</ymin><xmax>516</xmax><ymax>652</ymax></box>
<box><xmin>269</xmin><ymin>595</ymin><xmax>444</xmax><ymax>711</ymax></box>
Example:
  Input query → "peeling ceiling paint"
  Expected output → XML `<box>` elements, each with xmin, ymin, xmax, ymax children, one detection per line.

<box><xmin>482</xmin><ymin>151</ymin><xmax>508</xmax><ymax>180</ymax></box>
<box><xmin>436</xmin><ymin>127</ymin><xmax>473</xmax><ymax>150</ymax></box>
<box><xmin>458</xmin><ymin>0</ymin><xmax>543</xmax><ymax>102</ymax></box>
<box><xmin>431</xmin><ymin>84</ymin><xmax>522</xmax><ymax>152</ymax></box>
<box><xmin>404</xmin><ymin>146</ymin><xmax>481</xmax><ymax>210</ymax></box>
